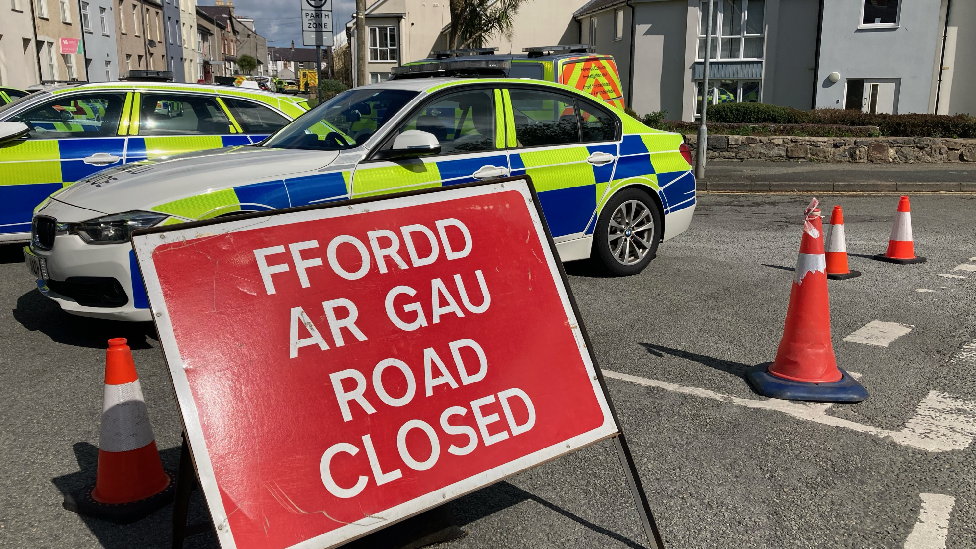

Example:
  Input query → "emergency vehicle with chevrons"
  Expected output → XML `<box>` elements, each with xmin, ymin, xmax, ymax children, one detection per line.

<box><xmin>28</xmin><ymin>77</ymin><xmax>696</xmax><ymax>321</ymax></box>
<box><xmin>0</xmin><ymin>81</ymin><xmax>309</xmax><ymax>242</ymax></box>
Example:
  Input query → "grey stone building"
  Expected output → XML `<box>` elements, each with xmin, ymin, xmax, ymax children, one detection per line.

<box><xmin>79</xmin><ymin>0</ymin><xmax>120</xmax><ymax>81</ymax></box>
<box><xmin>160</xmin><ymin>0</ymin><xmax>185</xmax><ymax>81</ymax></box>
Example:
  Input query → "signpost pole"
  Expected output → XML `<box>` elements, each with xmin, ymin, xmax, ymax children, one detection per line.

<box><xmin>695</xmin><ymin>0</ymin><xmax>715</xmax><ymax>181</ymax></box>
<box><xmin>315</xmin><ymin>45</ymin><xmax>322</xmax><ymax>100</ymax></box>
<box><xmin>614</xmin><ymin>435</ymin><xmax>665</xmax><ymax>549</ymax></box>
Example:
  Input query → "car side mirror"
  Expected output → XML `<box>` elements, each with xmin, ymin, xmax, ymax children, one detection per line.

<box><xmin>0</xmin><ymin>122</ymin><xmax>30</xmax><ymax>144</ymax></box>
<box><xmin>373</xmin><ymin>130</ymin><xmax>441</xmax><ymax>160</ymax></box>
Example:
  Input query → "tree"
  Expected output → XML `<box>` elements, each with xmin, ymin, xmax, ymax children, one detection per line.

<box><xmin>448</xmin><ymin>0</ymin><xmax>528</xmax><ymax>50</ymax></box>
<box><xmin>237</xmin><ymin>54</ymin><xmax>257</xmax><ymax>75</ymax></box>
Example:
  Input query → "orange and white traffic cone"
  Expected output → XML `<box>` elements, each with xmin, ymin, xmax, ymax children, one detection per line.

<box><xmin>66</xmin><ymin>338</ymin><xmax>174</xmax><ymax>524</ymax></box>
<box><xmin>746</xmin><ymin>199</ymin><xmax>868</xmax><ymax>402</ymax></box>
<box><xmin>874</xmin><ymin>196</ymin><xmax>926</xmax><ymax>264</ymax></box>
<box><xmin>825</xmin><ymin>206</ymin><xmax>861</xmax><ymax>280</ymax></box>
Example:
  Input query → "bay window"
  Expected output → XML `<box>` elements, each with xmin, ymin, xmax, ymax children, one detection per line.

<box><xmin>697</xmin><ymin>0</ymin><xmax>765</xmax><ymax>60</ymax></box>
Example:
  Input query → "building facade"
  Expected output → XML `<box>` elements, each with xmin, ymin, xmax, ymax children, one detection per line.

<box><xmin>268</xmin><ymin>44</ymin><xmax>327</xmax><ymax>80</ymax></box>
<box><xmin>179</xmin><ymin>0</ymin><xmax>197</xmax><ymax>82</ymax></box>
<box><xmin>160</xmin><ymin>0</ymin><xmax>183</xmax><ymax>81</ymax></box>
<box><xmin>115</xmin><ymin>0</ymin><xmax>165</xmax><ymax>78</ymax></box>
<box><xmin>79</xmin><ymin>0</ymin><xmax>120</xmax><ymax>81</ymax></box>
<box><xmin>33</xmin><ymin>0</ymin><xmax>88</xmax><ymax>82</ymax></box>
<box><xmin>196</xmin><ymin>5</ymin><xmax>221</xmax><ymax>83</ymax></box>
<box><xmin>1</xmin><ymin>0</ymin><xmax>41</xmax><ymax>88</ymax></box>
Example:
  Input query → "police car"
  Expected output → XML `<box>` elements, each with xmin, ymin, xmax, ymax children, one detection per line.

<box><xmin>28</xmin><ymin>77</ymin><xmax>696</xmax><ymax>321</ymax></box>
<box><xmin>0</xmin><ymin>82</ymin><xmax>308</xmax><ymax>243</ymax></box>
<box><xmin>0</xmin><ymin>86</ymin><xmax>30</xmax><ymax>106</ymax></box>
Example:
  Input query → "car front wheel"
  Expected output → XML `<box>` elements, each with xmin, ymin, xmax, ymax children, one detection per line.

<box><xmin>593</xmin><ymin>188</ymin><xmax>662</xmax><ymax>276</ymax></box>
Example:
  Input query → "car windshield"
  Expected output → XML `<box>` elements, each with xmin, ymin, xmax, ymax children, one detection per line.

<box><xmin>264</xmin><ymin>88</ymin><xmax>419</xmax><ymax>151</ymax></box>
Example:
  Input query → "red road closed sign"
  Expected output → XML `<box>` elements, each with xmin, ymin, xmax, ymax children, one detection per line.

<box><xmin>133</xmin><ymin>179</ymin><xmax>620</xmax><ymax>549</ymax></box>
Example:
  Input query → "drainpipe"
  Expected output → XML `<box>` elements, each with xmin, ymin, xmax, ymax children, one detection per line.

<box><xmin>626</xmin><ymin>0</ymin><xmax>635</xmax><ymax>109</ymax></box>
<box><xmin>935</xmin><ymin>0</ymin><xmax>952</xmax><ymax>114</ymax></box>
<box><xmin>811</xmin><ymin>0</ymin><xmax>824</xmax><ymax>109</ymax></box>
<box><xmin>694</xmin><ymin>0</ymin><xmax>714</xmax><ymax>180</ymax></box>
<box><xmin>29</xmin><ymin>0</ymin><xmax>42</xmax><ymax>82</ymax></box>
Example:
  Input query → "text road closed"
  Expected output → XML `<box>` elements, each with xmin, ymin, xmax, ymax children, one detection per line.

<box><xmin>141</xmin><ymin>182</ymin><xmax>617</xmax><ymax>549</ymax></box>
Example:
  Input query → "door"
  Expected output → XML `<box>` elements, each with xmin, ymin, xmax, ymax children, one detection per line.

<box><xmin>504</xmin><ymin>87</ymin><xmax>617</xmax><ymax>239</ymax></box>
<box><xmin>862</xmin><ymin>80</ymin><xmax>898</xmax><ymax>114</ymax></box>
<box><xmin>0</xmin><ymin>91</ymin><xmax>128</xmax><ymax>237</ymax></box>
<box><xmin>125</xmin><ymin>92</ymin><xmax>243</xmax><ymax>163</ymax></box>
<box><xmin>219</xmin><ymin>96</ymin><xmax>292</xmax><ymax>143</ymax></box>
<box><xmin>353</xmin><ymin>87</ymin><xmax>508</xmax><ymax>199</ymax></box>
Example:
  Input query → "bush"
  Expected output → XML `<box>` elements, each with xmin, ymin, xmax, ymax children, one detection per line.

<box><xmin>700</xmin><ymin>102</ymin><xmax>976</xmax><ymax>137</ymax></box>
<box><xmin>706</xmin><ymin>102</ymin><xmax>811</xmax><ymax>124</ymax></box>
<box><xmin>318</xmin><ymin>79</ymin><xmax>349</xmax><ymax>101</ymax></box>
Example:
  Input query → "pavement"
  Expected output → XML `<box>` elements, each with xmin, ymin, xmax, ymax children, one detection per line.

<box><xmin>1</xmin><ymin>192</ymin><xmax>974</xmax><ymax>548</ymax></box>
<box><xmin>700</xmin><ymin>161</ymin><xmax>976</xmax><ymax>192</ymax></box>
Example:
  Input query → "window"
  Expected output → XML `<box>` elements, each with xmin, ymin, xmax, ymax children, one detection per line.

<box><xmin>137</xmin><ymin>54</ymin><xmax>143</xmax><ymax>67</ymax></box>
<box><xmin>125</xmin><ymin>54</ymin><xmax>131</xmax><ymax>70</ymax></box>
<box><xmin>697</xmin><ymin>0</ymin><xmax>764</xmax><ymax>60</ymax></box>
<box><xmin>144</xmin><ymin>9</ymin><xmax>149</xmax><ymax>40</ymax></box>
<box><xmin>368</xmin><ymin>26</ymin><xmax>397</xmax><ymax>62</ymax></box>
<box><xmin>80</xmin><ymin>2</ymin><xmax>91</xmax><ymax>31</ymax></box>
<box><xmin>148</xmin><ymin>55</ymin><xmax>153</xmax><ymax>69</ymax></box>
<box><xmin>508</xmin><ymin>89</ymin><xmax>580</xmax><ymax>148</ymax></box>
<box><xmin>393</xmin><ymin>89</ymin><xmax>495</xmax><ymax>155</ymax></box>
<box><xmin>168</xmin><ymin>17</ymin><xmax>173</xmax><ymax>44</ymax></box>
<box><xmin>42</xmin><ymin>41</ymin><xmax>56</xmax><ymax>80</ymax></box>
<box><xmin>138</xmin><ymin>94</ymin><xmax>232</xmax><ymax>136</ymax></box>
<box><xmin>614</xmin><ymin>9</ymin><xmax>624</xmax><ymax>41</ymax></box>
<box><xmin>845</xmin><ymin>79</ymin><xmax>864</xmax><ymax>111</ymax></box>
<box><xmin>11</xmin><ymin>93</ymin><xmax>126</xmax><ymax>139</ymax></box>
<box><xmin>182</xmin><ymin>22</ymin><xmax>186</xmax><ymax>47</ymax></box>
<box><xmin>695</xmin><ymin>79</ymin><xmax>761</xmax><ymax>116</ymax></box>
<box><xmin>63</xmin><ymin>54</ymin><xmax>76</xmax><ymax>80</ymax></box>
<box><xmin>197</xmin><ymin>31</ymin><xmax>202</xmax><ymax>53</ymax></box>
<box><xmin>579</xmin><ymin>101</ymin><xmax>617</xmax><ymax>142</ymax></box>
<box><xmin>99</xmin><ymin>7</ymin><xmax>108</xmax><ymax>35</ymax></box>
<box><xmin>119</xmin><ymin>0</ymin><xmax>125</xmax><ymax>32</ymax></box>
<box><xmin>35</xmin><ymin>0</ymin><xmax>48</xmax><ymax>18</ymax></box>
<box><xmin>156</xmin><ymin>12</ymin><xmax>161</xmax><ymax>40</ymax></box>
<box><xmin>222</xmin><ymin>98</ymin><xmax>290</xmax><ymax>134</ymax></box>
<box><xmin>104</xmin><ymin>60</ymin><xmax>111</xmax><ymax>80</ymax></box>
<box><xmin>589</xmin><ymin>17</ymin><xmax>597</xmax><ymax>45</ymax></box>
<box><xmin>369</xmin><ymin>72</ymin><xmax>391</xmax><ymax>84</ymax></box>
<box><xmin>862</xmin><ymin>0</ymin><xmax>898</xmax><ymax>27</ymax></box>
<box><xmin>11</xmin><ymin>0</ymin><xmax>23</xmax><ymax>12</ymax></box>
<box><xmin>132</xmin><ymin>4</ymin><xmax>139</xmax><ymax>36</ymax></box>
<box><xmin>58</xmin><ymin>0</ymin><xmax>69</xmax><ymax>22</ymax></box>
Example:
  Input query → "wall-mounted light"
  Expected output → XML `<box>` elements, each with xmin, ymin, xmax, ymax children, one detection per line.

<box><xmin>828</xmin><ymin>72</ymin><xmax>841</xmax><ymax>83</ymax></box>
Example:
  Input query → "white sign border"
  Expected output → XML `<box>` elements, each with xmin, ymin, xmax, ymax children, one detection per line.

<box><xmin>133</xmin><ymin>179</ymin><xmax>620</xmax><ymax>549</ymax></box>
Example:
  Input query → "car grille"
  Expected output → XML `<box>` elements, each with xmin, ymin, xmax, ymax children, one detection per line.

<box><xmin>46</xmin><ymin>277</ymin><xmax>129</xmax><ymax>308</ymax></box>
<box><xmin>32</xmin><ymin>216</ymin><xmax>56</xmax><ymax>251</ymax></box>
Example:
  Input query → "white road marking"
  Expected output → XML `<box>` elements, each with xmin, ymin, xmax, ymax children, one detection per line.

<box><xmin>953</xmin><ymin>263</ymin><xmax>976</xmax><ymax>272</ymax></box>
<box><xmin>603</xmin><ymin>370</ymin><xmax>976</xmax><ymax>452</ymax></box>
<box><xmin>938</xmin><ymin>274</ymin><xmax>966</xmax><ymax>279</ymax></box>
<box><xmin>916</xmin><ymin>289</ymin><xmax>936</xmax><ymax>293</ymax></box>
<box><xmin>952</xmin><ymin>340</ymin><xmax>976</xmax><ymax>365</ymax></box>
<box><xmin>903</xmin><ymin>493</ymin><xmax>956</xmax><ymax>549</ymax></box>
<box><xmin>844</xmin><ymin>320</ymin><xmax>914</xmax><ymax>347</ymax></box>
<box><xmin>848</xmin><ymin>371</ymin><xmax>863</xmax><ymax>380</ymax></box>
<box><xmin>969</xmin><ymin>257</ymin><xmax>976</xmax><ymax>262</ymax></box>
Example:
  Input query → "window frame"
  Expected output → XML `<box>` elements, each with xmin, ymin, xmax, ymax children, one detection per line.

<box><xmin>368</xmin><ymin>26</ymin><xmax>398</xmax><ymax>63</ymax></box>
<box><xmin>35</xmin><ymin>0</ymin><xmax>48</xmax><ymax>18</ymax></box>
<box><xmin>693</xmin><ymin>79</ymin><xmax>762</xmax><ymax>118</ymax></box>
<box><xmin>589</xmin><ymin>17</ymin><xmax>597</xmax><ymax>45</ymax></box>
<box><xmin>132</xmin><ymin>3</ymin><xmax>139</xmax><ymax>36</ymax></box>
<box><xmin>99</xmin><ymin>6</ymin><xmax>109</xmax><ymax>35</ymax></box>
<box><xmin>220</xmin><ymin>96</ymin><xmax>291</xmax><ymax>134</ymax></box>
<box><xmin>859</xmin><ymin>0</ymin><xmax>900</xmax><ymax>29</ymax></box>
<box><xmin>575</xmin><ymin>95</ymin><xmax>621</xmax><ymax>144</ymax></box>
<box><xmin>62</xmin><ymin>53</ymin><xmax>76</xmax><ymax>80</ymax></box>
<box><xmin>58</xmin><ymin>0</ymin><xmax>69</xmax><ymax>22</ymax></box>
<box><xmin>696</xmin><ymin>0</ymin><xmax>765</xmax><ymax>61</ymax></box>
<box><xmin>12</xmin><ymin>92</ymin><xmax>127</xmax><ymax>139</ymax></box>
<box><xmin>118</xmin><ymin>0</ymin><xmax>125</xmax><ymax>33</ymax></box>
<box><xmin>80</xmin><ymin>1</ymin><xmax>91</xmax><ymax>31</ymax></box>
<box><xmin>614</xmin><ymin>9</ymin><xmax>624</xmax><ymax>41</ymax></box>
<box><xmin>505</xmin><ymin>85</ymin><xmax>621</xmax><ymax>150</ymax></box>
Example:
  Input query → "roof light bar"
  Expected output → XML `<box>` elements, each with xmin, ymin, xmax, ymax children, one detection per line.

<box><xmin>391</xmin><ymin>59</ymin><xmax>511</xmax><ymax>77</ymax></box>
<box><xmin>523</xmin><ymin>44</ymin><xmax>594</xmax><ymax>57</ymax></box>
<box><xmin>432</xmin><ymin>47</ymin><xmax>500</xmax><ymax>59</ymax></box>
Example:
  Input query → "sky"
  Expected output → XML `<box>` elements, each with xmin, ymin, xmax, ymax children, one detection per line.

<box><xmin>199</xmin><ymin>0</ymin><xmax>356</xmax><ymax>49</ymax></box>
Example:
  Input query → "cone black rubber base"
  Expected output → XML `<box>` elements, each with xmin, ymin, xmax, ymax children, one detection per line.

<box><xmin>872</xmin><ymin>254</ymin><xmax>927</xmax><ymax>265</ymax></box>
<box><xmin>63</xmin><ymin>471</ymin><xmax>175</xmax><ymax>524</ymax></box>
<box><xmin>746</xmin><ymin>364</ymin><xmax>868</xmax><ymax>403</ymax></box>
<box><xmin>828</xmin><ymin>270</ymin><xmax>861</xmax><ymax>280</ymax></box>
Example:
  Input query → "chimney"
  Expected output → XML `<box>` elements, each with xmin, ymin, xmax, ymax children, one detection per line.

<box><xmin>291</xmin><ymin>40</ymin><xmax>295</xmax><ymax>52</ymax></box>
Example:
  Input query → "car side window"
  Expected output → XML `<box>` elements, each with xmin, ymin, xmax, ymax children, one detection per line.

<box><xmin>221</xmin><ymin>97</ymin><xmax>290</xmax><ymax>134</ymax></box>
<box><xmin>578</xmin><ymin>99</ymin><xmax>618</xmax><ymax>143</ymax></box>
<box><xmin>10</xmin><ymin>93</ymin><xmax>126</xmax><ymax>139</ymax></box>
<box><xmin>394</xmin><ymin>89</ymin><xmax>495</xmax><ymax>155</ymax></box>
<box><xmin>138</xmin><ymin>94</ymin><xmax>233</xmax><ymax>136</ymax></box>
<box><xmin>508</xmin><ymin>89</ymin><xmax>580</xmax><ymax>148</ymax></box>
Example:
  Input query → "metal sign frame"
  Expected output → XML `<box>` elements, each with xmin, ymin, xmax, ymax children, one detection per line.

<box><xmin>302</xmin><ymin>0</ymin><xmax>333</xmax><ymax>47</ymax></box>
<box><xmin>133</xmin><ymin>177</ymin><xmax>663</xmax><ymax>549</ymax></box>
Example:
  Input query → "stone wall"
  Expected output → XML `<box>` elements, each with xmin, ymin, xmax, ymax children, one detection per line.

<box><xmin>683</xmin><ymin>135</ymin><xmax>976</xmax><ymax>163</ymax></box>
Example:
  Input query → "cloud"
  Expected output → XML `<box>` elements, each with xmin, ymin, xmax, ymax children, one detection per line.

<box><xmin>199</xmin><ymin>0</ymin><xmax>356</xmax><ymax>48</ymax></box>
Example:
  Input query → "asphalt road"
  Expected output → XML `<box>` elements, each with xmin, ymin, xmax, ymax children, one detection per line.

<box><xmin>1</xmin><ymin>193</ymin><xmax>974</xmax><ymax>548</ymax></box>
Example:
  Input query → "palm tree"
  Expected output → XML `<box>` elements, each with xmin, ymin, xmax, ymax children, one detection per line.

<box><xmin>448</xmin><ymin>0</ymin><xmax>529</xmax><ymax>50</ymax></box>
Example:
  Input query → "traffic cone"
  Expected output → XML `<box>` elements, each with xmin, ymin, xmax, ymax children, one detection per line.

<box><xmin>746</xmin><ymin>199</ymin><xmax>868</xmax><ymax>403</ymax></box>
<box><xmin>825</xmin><ymin>206</ymin><xmax>861</xmax><ymax>280</ymax></box>
<box><xmin>65</xmin><ymin>338</ymin><xmax>175</xmax><ymax>524</ymax></box>
<box><xmin>873</xmin><ymin>196</ymin><xmax>926</xmax><ymax>264</ymax></box>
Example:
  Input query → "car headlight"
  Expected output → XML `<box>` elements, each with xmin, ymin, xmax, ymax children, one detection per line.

<box><xmin>68</xmin><ymin>211</ymin><xmax>169</xmax><ymax>244</ymax></box>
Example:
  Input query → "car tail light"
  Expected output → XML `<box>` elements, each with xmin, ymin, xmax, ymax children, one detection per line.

<box><xmin>679</xmin><ymin>143</ymin><xmax>693</xmax><ymax>166</ymax></box>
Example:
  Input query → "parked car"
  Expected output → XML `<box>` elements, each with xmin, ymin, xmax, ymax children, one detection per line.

<box><xmin>0</xmin><ymin>86</ymin><xmax>31</xmax><ymax>106</ymax></box>
<box><xmin>393</xmin><ymin>44</ymin><xmax>626</xmax><ymax>109</ymax></box>
<box><xmin>0</xmin><ymin>81</ymin><xmax>309</xmax><ymax>243</ymax></box>
<box><xmin>27</xmin><ymin>77</ymin><xmax>696</xmax><ymax>321</ymax></box>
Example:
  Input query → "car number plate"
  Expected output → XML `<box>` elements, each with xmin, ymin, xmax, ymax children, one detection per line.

<box><xmin>23</xmin><ymin>247</ymin><xmax>47</xmax><ymax>280</ymax></box>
